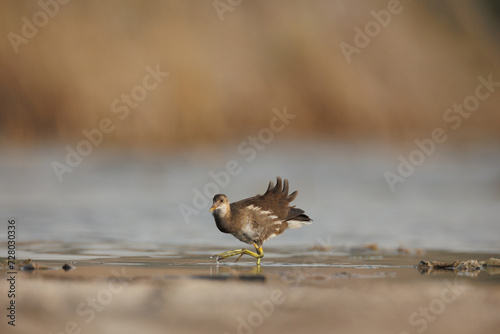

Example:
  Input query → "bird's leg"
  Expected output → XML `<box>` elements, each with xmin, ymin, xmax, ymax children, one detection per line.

<box><xmin>211</xmin><ymin>249</ymin><xmax>258</xmax><ymax>263</ymax></box>
<box><xmin>238</xmin><ymin>244</ymin><xmax>264</xmax><ymax>265</ymax></box>
<box><xmin>255</xmin><ymin>244</ymin><xmax>264</xmax><ymax>266</ymax></box>
<box><xmin>234</xmin><ymin>253</ymin><xmax>245</xmax><ymax>263</ymax></box>
<box><xmin>212</xmin><ymin>243</ymin><xmax>264</xmax><ymax>264</ymax></box>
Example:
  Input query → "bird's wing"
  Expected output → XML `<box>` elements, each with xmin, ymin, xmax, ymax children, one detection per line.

<box><xmin>232</xmin><ymin>177</ymin><xmax>297</xmax><ymax>220</ymax></box>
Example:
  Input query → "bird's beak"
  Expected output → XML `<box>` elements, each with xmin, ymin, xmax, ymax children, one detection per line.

<box><xmin>209</xmin><ymin>205</ymin><xmax>216</xmax><ymax>212</ymax></box>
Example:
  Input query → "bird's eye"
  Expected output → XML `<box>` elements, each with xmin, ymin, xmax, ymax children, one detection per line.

<box><xmin>219</xmin><ymin>199</ymin><xmax>223</xmax><ymax>203</ymax></box>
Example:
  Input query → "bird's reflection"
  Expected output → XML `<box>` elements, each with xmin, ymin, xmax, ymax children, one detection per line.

<box><xmin>209</xmin><ymin>263</ymin><xmax>265</xmax><ymax>278</ymax></box>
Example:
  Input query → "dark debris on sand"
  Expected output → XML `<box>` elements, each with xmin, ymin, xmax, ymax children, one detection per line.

<box><xmin>417</xmin><ymin>258</ymin><xmax>500</xmax><ymax>274</ymax></box>
<box><xmin>1</xmin><ymin>258</ymin><xmax>75</xmax><ymax>271</ymax></box>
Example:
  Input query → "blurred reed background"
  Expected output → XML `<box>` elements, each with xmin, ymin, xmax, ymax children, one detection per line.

<box><xmin>0</xmin><ymin>0</ymin><xmax>499</xmax><ymax>149</ymax></box>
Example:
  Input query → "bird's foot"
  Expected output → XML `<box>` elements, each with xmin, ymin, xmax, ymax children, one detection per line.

<box><xmin>211</xmin><ymin>248</ymin><xmax>263</xmax><ymax>264</ymax></box>
<box><xmin>211</xmin><ymin>249</ymin><xmax>245</xmax><ymax>263</ymax></box>
<box><xmin>210</xmin><ymin>254</ymin><xmax>221</xmax><ymax>264</ymax></box>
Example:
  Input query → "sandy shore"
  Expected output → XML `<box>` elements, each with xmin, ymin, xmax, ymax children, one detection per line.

<box><xmin>1</xmin><ymin>253</ymin><xmax>500</xmax><ymax>334</ymax></box>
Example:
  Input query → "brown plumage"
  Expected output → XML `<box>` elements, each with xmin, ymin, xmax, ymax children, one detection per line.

<box><xmin>209</xmin><ymin>177</ymin><xmax>312</xmax><ymax>264</ymax></box>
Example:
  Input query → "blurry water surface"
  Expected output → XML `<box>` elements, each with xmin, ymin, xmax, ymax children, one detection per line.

<box><xmin>1</xmin><ymin>142</ymin><xmax>499</xmax><ymax>254</ymax></box>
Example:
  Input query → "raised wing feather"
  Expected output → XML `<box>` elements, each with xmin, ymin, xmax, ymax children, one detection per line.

<box><xmin>231</xmin><ymin>177</ymin><xmax>302</xmax><ymax>221</ymax></box>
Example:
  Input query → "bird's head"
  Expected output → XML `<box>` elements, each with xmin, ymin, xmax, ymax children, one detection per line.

<box><xmin>209</xmin><ymin>194</ymin><xmax>230</xmax><ymax>216</ymax></box>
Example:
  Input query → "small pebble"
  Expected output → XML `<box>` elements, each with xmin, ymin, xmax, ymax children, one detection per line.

<box><xmin>62</xmin><ymin>263</ymin><xmax>75</xmax><ymax>271</ymax></box>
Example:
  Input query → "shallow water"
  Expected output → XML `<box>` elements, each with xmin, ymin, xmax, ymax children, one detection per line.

<box><xmin>6</xmin><ymin>243</ymin><xmax>500</xmax><ymax>286</ymax></box>
<box><xmin>1</xmin><ymin>143</ymin><xmax>500</xmax><ymax>254</ymax></box>
<box><xmin>3</xmin><ymin>238</ymin><xmax>500</xmax><ymax>334</ymax></box>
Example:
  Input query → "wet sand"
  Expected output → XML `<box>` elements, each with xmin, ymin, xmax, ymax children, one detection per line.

<box><xmin>1</xmin><ymin>247</ymin><xmax>500</xmax><ymax>334</ymax></box>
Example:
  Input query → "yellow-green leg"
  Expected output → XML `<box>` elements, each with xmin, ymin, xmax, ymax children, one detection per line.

<box><xmin>212</xmin><ymin>243</ymin><xmax>264</xmax><ymax>265</ymax></box>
